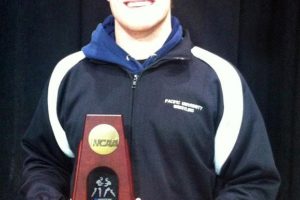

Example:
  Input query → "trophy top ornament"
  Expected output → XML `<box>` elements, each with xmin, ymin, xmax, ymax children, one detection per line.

<box><xmin>88</xmin><ymin>124</ymin><xmax>120</xmax><ymax>155</ymax></box>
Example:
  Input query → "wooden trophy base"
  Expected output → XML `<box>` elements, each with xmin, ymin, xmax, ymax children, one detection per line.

<box><xmin>72</xmin><ymin>114</ymin><xmax>134</xmax><ymax>200</ymax></box>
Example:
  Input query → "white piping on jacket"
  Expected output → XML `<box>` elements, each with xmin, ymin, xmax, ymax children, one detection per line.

<box><xmin>191</xmin><ymin>47</ymin><xmax>244</xmax><ymax>175</ymax></box>
<box><xmin>48</xmin><ymin>51</ymin><xmax>85</xmax><ymax>158</ymax></box>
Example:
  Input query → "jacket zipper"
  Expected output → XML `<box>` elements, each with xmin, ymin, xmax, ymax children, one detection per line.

<box><xmin>129</xmin><ymin>74</ymin><xmax>139</xmax><ymax>145</ymax></box>
<box><xmin>129</xmin><ymin>73</ymin><xmax>139</xmax><ymax>147</ymax></box>
<box><xmin>128</xmin><ymin>73</ymin><xmax>140</xmax><ymax>197</ymax></box>
<box><xmin>132</xmin><ymin>74</ymin><xmax>139</xmax><ymax>89</ymax></box>
<box><xmin>128</xmin><ymin>73</ymin><xmax>139</xmax><ymax>143</ymax></box>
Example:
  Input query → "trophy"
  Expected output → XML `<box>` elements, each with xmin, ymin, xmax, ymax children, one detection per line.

<box><xmin>72</xmin><ymin>114</ymin><xmax>135</xmax><ymax>200</ymax></box>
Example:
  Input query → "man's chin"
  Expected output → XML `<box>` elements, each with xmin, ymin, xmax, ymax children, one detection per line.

<box><xmin>121</xmin><ymin>24</ymin><xmax>156</xmax><ymax>35</ymax></box>
<box><xmin>117</xmin><ymin>18</ymin><xmax>159</xmax><ymax>31</ymax></box>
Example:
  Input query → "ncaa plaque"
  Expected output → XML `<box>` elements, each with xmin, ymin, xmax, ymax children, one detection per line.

<box><xmin>72</xmin><ymin>114</ymin><xmax>135</xmax><ymax>200</ymax></box>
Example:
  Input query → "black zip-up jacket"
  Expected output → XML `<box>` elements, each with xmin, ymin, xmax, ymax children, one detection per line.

<box><xmin>20</xmin><ymin>17</ymin><xmax>280</xmax><ymax>200</ymax></box>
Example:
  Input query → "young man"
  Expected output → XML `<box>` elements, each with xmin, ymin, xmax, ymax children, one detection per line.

<box><xmin>20</xmin><ymin>0</ymin><xmax>280</xmax><ymax>199</ymax></box>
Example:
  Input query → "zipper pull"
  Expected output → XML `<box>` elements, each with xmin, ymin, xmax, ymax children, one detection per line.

<box><xmin>132</xmin><ymin>74</ymin><xmax>139</xmax><ymax>89</ymax></box>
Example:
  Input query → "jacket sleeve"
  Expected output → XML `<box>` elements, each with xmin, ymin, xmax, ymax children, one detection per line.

<box><xmin>19</xmin><ymin>85</ymin><xmax>73</xmax><ymax>200</ymax></box>
<box><xmin>214</xmin><ymin>80</ymin><xmax>280</xmax><ymax>199</ymax></box>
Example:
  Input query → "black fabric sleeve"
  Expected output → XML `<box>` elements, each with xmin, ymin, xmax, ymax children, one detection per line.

<box><xmin>19</xmin><ymin>85</ymin><xmax>73</xmax><ymax>200</ymax></box>
<box><xmin>214</xmin><ymin>80</ymin><xmax>280</xmax><ymax>199</ymax></box>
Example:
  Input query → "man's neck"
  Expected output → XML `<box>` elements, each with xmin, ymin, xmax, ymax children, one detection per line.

<box><xmin>115</xmin><ymin>15</ymin><xmax>172</xmax><ymax>60</ymax></box>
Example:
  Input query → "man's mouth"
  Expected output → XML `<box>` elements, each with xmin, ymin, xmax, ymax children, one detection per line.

<box><xmin>124</xmin><ymin>0</ymin><xmax>155</xmax><ymax>8</ymax></box>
